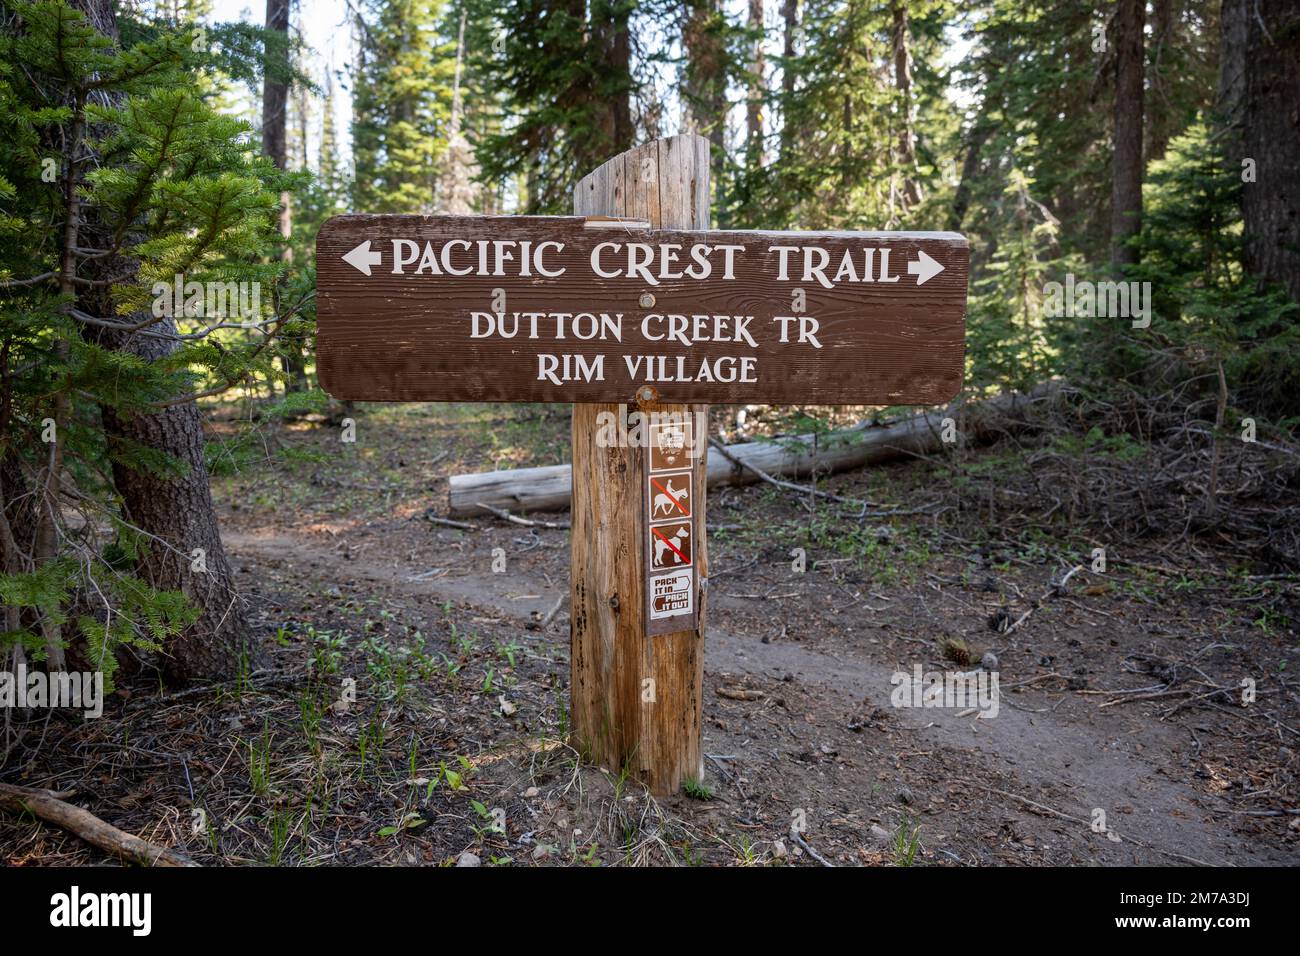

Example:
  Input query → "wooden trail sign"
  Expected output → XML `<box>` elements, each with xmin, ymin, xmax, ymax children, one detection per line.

<box><xmin>316</xmin><ymin>219</ymin><xmax>967</xmax><ymax>406</ymax></box>
<box><xmin>314</xmin><ymin>133</ymin><xmax>969</xmax><ymax>795</ymax></box>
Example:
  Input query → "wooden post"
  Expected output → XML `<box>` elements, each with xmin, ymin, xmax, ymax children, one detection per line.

<box><xmin>570</xmin><ymin>134</ymin><xmax>710</xmax><ymax>794</ymax></box>
<box><xmin>315</xmin><ymin>137</ymin><xmax>968</xmax><ymax>798</ymax></box>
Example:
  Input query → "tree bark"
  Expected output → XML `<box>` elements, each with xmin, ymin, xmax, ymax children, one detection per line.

<box><xmin>95</xmin><ymin>324</ymin><xmax>259</xmax><ymax>684</ymax></box>
<box><xmin>1110</xmin><ymin>0</ymin><xmax>1145</xmax><ymax>270</ymax></box>
<box><xmin>746</xmin><ymin>0</ymin><xmax>765</xmax><ymax>168</ymax></box>
<box><xmin>261</xmin><ymin>0</ymin><xmax>290</xmax><ymax>237</ymax></box>
<box><xmin>263</xmin><ymin>0</ymin><xmax>305</xmax><ymax>392</ymax></box>
<box><xmin>1145</xmin><ymin>0</ymin><xmax>1176</xmax><ymax>163</ymax></box>
<box><xmin>1242</xmin><ymin>0</ymin><xmax>1300</xmax><ymax>301</ymax></box>
<box><xmin>1216</xmin><ymin>0</ymin><xmax>1248</xmax><ymax>134</ymax></box>
<box><xmin>589</xmin><ymin>0</ymin><xmax>634</xmax><ymax>168</ymax></box>
<box><xmin>778</xmin><ymin>0</ymin><xmax>800</xmax><ymax>160</ymax></box>
<box><xmin>69</xmin><ymin>0</ymin><xmax>257</xmax><ymax>684</ymax></box>
<box><xmin>609</xmin><ymin>5</ymin><xmax>634</xmax><ymax>151</ymax></box>
<box><xmin>262</xmin><ymin>0</ymin><xmax>290</xmax><ymax>180</ymax></box>
<box><xmin>891</xmin><ymin>1</ymin><xmax>923</xmax><ymax>208</ymax></box>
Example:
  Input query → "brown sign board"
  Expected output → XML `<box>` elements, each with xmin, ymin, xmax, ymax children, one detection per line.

<box><xmin>316</xmin><ymin>214</ymin><xmax>967</xmax><ymax>405</ymax></box>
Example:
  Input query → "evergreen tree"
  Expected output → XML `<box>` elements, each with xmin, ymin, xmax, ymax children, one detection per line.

<box><xmin>969</xmin><ymin>164</ymin><xmax>1066</xmax><ymax>393</ymax></box>
<box><xmin>730</xmin><ymin>0</ymin><xmax>953</xmax><ymax>231</ymax></box>
<box><xmin>0</xmin><ymin>1</ymin><xmax>297</xmax><ymax>683</ymax></box>
<box><xmin>350</xmin><ymin>0</ymin><xmax>458</xmax><ymax>214</ymax></box>
<box><xmin>1125</xmin><ymin>122</ymin><xmax>1298</xmax><ymax>421</ymax></box>
<box><xmin>466</xmin><ymin>0</ymin><xmax>637</xmax><ymax>213</ymax></box>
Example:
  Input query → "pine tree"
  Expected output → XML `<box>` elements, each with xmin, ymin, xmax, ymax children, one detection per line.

<box><xmin>1126</xmin><ymin>122</ymin><xmax>1298</xmax><ymax>420</ymax></box>
<box><xmin>734</xmin><ymin>0</ymin><xmax>952</xmax><ymax>230</ymax></box>
<box><xmin>969</xmin><ymin>165</ymin><xmax>1064</xmax><ymax>393</ymax></box>
<box><xmin>351</xmin><ymin>0</ymin><xmax>458</xmax><ymax>214</ymax></box>
<box><xmin>0</xmin><ymin>1</ymin><xmax>297</xmax><ymax>684</ymax></box>
<box><xmin>466</xmin><ymin>0</ymin><xmax>637</xmax><ymax>212</ymax></box>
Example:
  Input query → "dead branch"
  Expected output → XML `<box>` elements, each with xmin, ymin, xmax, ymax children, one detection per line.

<box><xmin>425</xmin><ymin>513</ymin><xmax>479</xmax><ymax>531</ymax></box>
<box><xmin>789</xmin><ymin>829</ymin><xmax>836</xmax><ymax>867</ymax></box>
<box><xmin>474</xmin><ymin>502</ymin><xmax>570</xmax><ymax>530</ymax></box>
<box><xmin>1004</xmin><ymin>565</ymin><xmax>1083</xmax><ymax>634</ymax></box>
<box><xmin>971</xmin><ymin>783</ymin><xmax>1218</xmax><ymax>867</ymax></box>
<box><xmin>0</xmin><ymin>782</ymin><xmax>198</xmax><ymax>867</ymax></box>
<box><xmin>705</xmin><ymin>435</ymin><xmax>927</xmax><ymax>516</ymax></box>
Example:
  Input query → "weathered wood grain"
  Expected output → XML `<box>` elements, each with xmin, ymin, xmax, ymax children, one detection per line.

<box><xmin>316</xmin><ymin>205</ymin><xmax>967</xmax><ymax>406</ymax></box>
<box><xmin>570</xmin><ymin>134</ymin><xmax>708</xmax><ymax>794</ymax></box>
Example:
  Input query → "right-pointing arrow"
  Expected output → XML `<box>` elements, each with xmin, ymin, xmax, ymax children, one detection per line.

<box><xmin>907</xmin><ymin>250</ymin><xmax>944</xmax><ymax>285</ymax></box>
<box><xmin>342</xmin><ymin>240</ymin><xmax>383</xmax><ymax>276</ymax></box>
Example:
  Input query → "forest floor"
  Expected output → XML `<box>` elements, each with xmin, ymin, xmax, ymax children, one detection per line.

<box><xmin>4</xmin><ymin>400</ymin><xmax>1299</xmax><ymax>866</ymax></box>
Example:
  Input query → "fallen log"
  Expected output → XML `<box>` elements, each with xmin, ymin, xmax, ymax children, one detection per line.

<box><xmin>447</xmin><ymin>382</ymin><xmax>1059</xmax><ymax>518</ymax></box>
<box><xmin>0</xmin><ymin>782</ymin><xmax>198</xmax><ymax>867</ymax></box>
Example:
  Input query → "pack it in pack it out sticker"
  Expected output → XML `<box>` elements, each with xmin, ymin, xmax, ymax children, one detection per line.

<box><xmin>648</xmin><ymin>420</ymin><xmax>693</xmax><ymax>471</ymax></box>
<box><xmin>649</xmin><ymin>568</ymin><xmax>693</xmax><ymax>621</ymax></box>
<box><xmin>649</xmin><ymin>520</ymin><xmax>692</xmax><ymax>570</ymax></box>
<box><xmin>648</xmin><ymin>471</ymin><xmax>692</xmax><ymax>522</ymax></box>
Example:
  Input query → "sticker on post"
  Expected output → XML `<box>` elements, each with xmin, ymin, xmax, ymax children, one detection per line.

<box><xmin>649</xmin><ymin>568</ymin><xmax>693</xmax><ymax>621</ymax></box>
<box><xmin>650</xmin><ymin>520</ymin><xmax>692</xmax><ymax>570</ymax></box>
<box><xmin>648</xmin><ymin>420</ymin><xmax>693</xmax><ymax>471</ymax></box>
<box><xmin>648</xmin><ymin>471</ymin><xmax>692</xmax><ymax>521</ymax></box>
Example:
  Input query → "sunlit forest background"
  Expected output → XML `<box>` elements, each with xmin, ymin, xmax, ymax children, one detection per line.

<box><xmin>2</xmin><ymin>0</ymin><xmax>1299</xmax><ymax>870</ymax></box>
<box><xmin>1</xmin><ymin>0</ymin><xmax>1297</xmax><ymax>685</ymax></box>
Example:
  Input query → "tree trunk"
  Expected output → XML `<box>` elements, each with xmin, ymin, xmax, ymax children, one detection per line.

<box><xmin>1242</xmin><ymin>0</ymin><xmax>1300</xmax><ymax>300</ymax></box>
<box><xmin>437</xmin><ymin>10</ymin><xmax>478</xmax><ymax>215</ymax></box>
<box><xmin>93</xmin><ymin>325</ymin><xmax>260</xmax><ymax>684</ymax></box>
<box><xmin>778</xmin><ymin>0</ymin><xmax>800</xmax><ymax>160</ymax></box>
<box><xmin>1216</xmin><ymin>0</ymin><xmax>1248</xmax><ymax>133</ymax></box>
<box><xmin>583</xmin><ymin>0</ymin><xmax>634</xmax><ymax>179</ymax></box>
<box><xmin>1110</xmin><ymin>0</ymin><xmax>1145</xmax><ymax>270</ymax></box>
<box><xmin>682</xmin><ymin>0</ymin><xmax>727</xmax><ymax>191</ymax></box>
<box><xmin>891</xmin><ymin>1</ymin><xmax>923</xmax><ymax>208</ymax></box>
<box><xmin>69</xmin><ymin>0</ymin><xmax>257</xmax><ymax>684</ymax></box>
<box><xmin>1145</xmin><ymin>0</ymin><xmax>1176</xmax><ymax>163</ymax></box>
<box><xmin>948</xmin><ymin>111</ymin><xmax>992</xmax><ymax>232</ymax></box>
<box><xmin>746</xmin><ymin>0</ymin><xmax>765</xmax><ymax>169</ymax></box>
<box><xmin>262</xmin><ymin>0</ymin><xmax>290</xmax><ymax>181</ymax></box>
<box><xmin>609</xmin><ymin>6</ymin><xmax>634</xmax><ymax>150</ymax></box>
<box><xmin>263</xmin><ymin>0</ymin><xmax>305</xmax><ymax>391</ymax></box>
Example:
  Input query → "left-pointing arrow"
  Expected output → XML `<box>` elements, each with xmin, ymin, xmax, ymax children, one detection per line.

<box><xmin>342</xmin><ymin>240</ymin><xmax>383</xmax><ymax>276</ymax></box>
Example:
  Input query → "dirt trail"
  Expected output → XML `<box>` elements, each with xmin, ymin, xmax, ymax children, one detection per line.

<box><xmin>223</xmin><ymin>524</ymin><xmax>1292</xmax><ymax>866</ymax></box>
